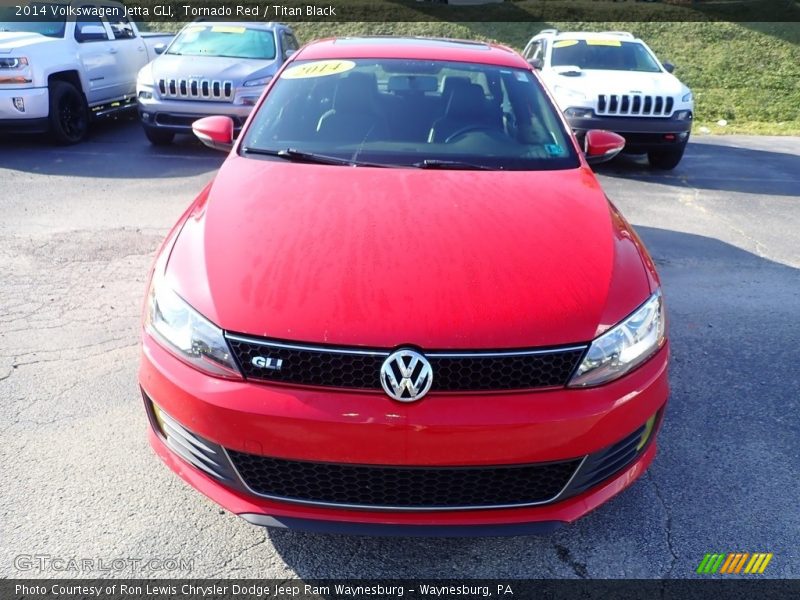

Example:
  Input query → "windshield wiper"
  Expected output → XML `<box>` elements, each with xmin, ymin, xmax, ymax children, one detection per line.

<box><xmin>242</xmin><ymin>147</ymin><xmax>389</xmax><ymax>168</ymax></box>
<box><xmin>412</xmin><ymin>159</ymin><xmax>496</xmax><ymax>171</ymax></box>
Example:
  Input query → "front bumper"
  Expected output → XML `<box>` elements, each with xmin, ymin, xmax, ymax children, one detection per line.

<box><xmin>139</xmin><ymin>333</ymin><xmax>669</xmax><ymax>533</ymax></box>
<box><xmin>566</xmin><ymin>112</ymin><xmax>692</xmax><ymax>152</ymax></box>
<box><xmin>137</xmin><ymin>96</ymin><xmax>253</xmax><ymax>134</ymax></box>
<box><xmin>0</xmin><ymin>86</ymin><xmax>49</xmax><ymax>129</ymax></box>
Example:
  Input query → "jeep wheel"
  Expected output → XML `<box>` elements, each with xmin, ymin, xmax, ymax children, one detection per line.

<box><xmin>48</xmin><ymin>81</ymin><xmax>89</xmax><ymax>144</ymax></box>
<box><xmin>648</xmin><ymin>140</ymin><xmax>688</xmax><ymax>170</ymax></box>
<box><xmin>143</xmin><ymin>126</ymin><xmax>175</xmax><ymax>146</ymax></box>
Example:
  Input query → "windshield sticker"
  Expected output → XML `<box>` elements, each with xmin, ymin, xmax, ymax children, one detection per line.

<box><xmin>586</xmin><ymin>39</ymin><xmax>622</xmax><ymax>47</ymax></box>
<box><xmin>282</xmin><ymin>60</ymin><xmax>357</xmax><ymax>80</ymax></box>
<box><xmin>545</xmin><ymin>144</ymin><xmax>564</xmax><ymax>156</ymax></box>
<box><xmin>210</xmin><ymin>26</ymin><xmax>247</xmax><ymax>34</ymax></box>
<box><xmin>553</xmin><ymin>40</ymin><xmax>579</xmax><ymax>48</ymax></box>
<box><xmin>514</xmin><ymin>71</ymin><xmax>529</xmax><ymax>82</ymax></box>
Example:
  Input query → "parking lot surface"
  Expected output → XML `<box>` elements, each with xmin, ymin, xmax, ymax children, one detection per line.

<box><xmin>1</xmin><ymin>118</ymin><xmax>798</xmax><ymax>578</ymax></box>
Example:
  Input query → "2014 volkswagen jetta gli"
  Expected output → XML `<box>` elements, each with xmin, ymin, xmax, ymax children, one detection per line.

<box><xmin>139</xmin><ymin>37</ymin><xmax>669</xmax><ymax>535</ymax></box>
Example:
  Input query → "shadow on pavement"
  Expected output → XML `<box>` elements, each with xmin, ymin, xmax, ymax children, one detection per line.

<box><xmin>0</xmin><ymin>113</ymin><xmax>224</xmax><ymax>179</ymax></box>
<box><xmin>596</xmin><ymin>139</ymin><xmax>800</xmax><ymax>197</ymax></box>
<box><xmin>261</xmin><ymin>227</ymin><xmax>799</xmax><ymax>578</ymax></box>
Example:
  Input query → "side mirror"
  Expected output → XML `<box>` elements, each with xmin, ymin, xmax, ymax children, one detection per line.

<box><xmin>584</xmin><ymin>130</ymin><xmax>625</xmax><ymax>165</ymax></box>
<box><xmin>76</xmin><ymin>25</ymin><xmax>108</xmax><ymax>42</ymax></box>
<box><xmin>528</xmin><ymin>57</ymin><xmax>544</xmax><ymax>70</ymax></box>
<box><xmin>283</xmin><ymin>48</ymin><xmax>296</xmax><ymax>60</ymax></box>
<box><xmin>193</xmin><ymin>116</ymin><xmax>234</xmax><ymax>152</ymax></box>
<box><xmin>663</xmin><ymin>61</ymin><xmax>675</xmax><ymax>73</ymax></box>
<box><xmin>154</xmin><ymin>43</ymin><xmax>166</xmax><ymax>55</ymax></box>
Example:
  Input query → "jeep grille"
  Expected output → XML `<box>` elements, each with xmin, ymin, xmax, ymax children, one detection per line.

<box><xmin>596</xmin><ymin>94</ymin><xmax>674</xmax><ymax>117</ymax></box>
<box><xmin>157</xmin><ymin>78</ymin><xmax>234</xmax><ymax>102</ymax></box>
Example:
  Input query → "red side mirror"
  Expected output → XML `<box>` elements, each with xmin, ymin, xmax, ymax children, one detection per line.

<box><xmin>584</xmin><ymin>130</ymin><xmax>626</xmax><ymax>165</ymax></box>
<box><xmin>193</xmin><ymin>116</ymin><xmax>234</xmax><ymax>152</ymax></box>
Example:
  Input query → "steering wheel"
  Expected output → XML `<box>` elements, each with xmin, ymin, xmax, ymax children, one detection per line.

<box><xmin>444</xmin><ymin>125</ymin><xmax>501</xmax><ymax>144</ymax></box>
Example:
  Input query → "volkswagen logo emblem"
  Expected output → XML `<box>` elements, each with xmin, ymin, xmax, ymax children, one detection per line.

<box><xmin>380</xmin><ymin>349</ymin><xmax>433</xmax><ymax>402</ymax></box>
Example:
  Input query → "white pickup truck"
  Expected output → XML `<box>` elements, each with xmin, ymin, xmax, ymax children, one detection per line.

<box><xmin>0</xmin><ymin>1</ymin><xmax>171</xmax><ymax>143</ymax></box>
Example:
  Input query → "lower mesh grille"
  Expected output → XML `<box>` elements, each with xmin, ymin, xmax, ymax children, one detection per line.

<box><xmin>144</xmin><ymin>389</ymin><xmax>660</xmax><ymax>512</ymax></box>
<box><xmin>154</xmin><ymin>114</ymin><xmax>244</xmax><ymax>128</ymax></box>
<box><xmin>226</xmin><ymin>451</ymin><xmax>582</xmax><ymax>509</ymax></box>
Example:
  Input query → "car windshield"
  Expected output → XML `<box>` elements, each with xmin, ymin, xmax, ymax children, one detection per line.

<box><xmin>551</xmin><ymin>39</ymin><xmax>662</xmax><ymax>73</ymax></box>
<box><xmin>0</xmin><ymin>3</ymin><xmax>67</xmax><ymax>38</ymax></box>
<box><xmin>167</xmin><ymin>24</ymin><xmax>276</xmax><ymax>60</ymax></box>
<box><xmin>241</xmin><ymin>58</ymin><xmax>579</xmax><ymax>170</ymax></box>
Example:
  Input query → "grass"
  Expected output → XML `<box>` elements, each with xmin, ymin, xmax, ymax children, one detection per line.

<box><xmin>143</xmin><ymin>19</ymin><xmax>800</xmax><ymax>135</ymax></box>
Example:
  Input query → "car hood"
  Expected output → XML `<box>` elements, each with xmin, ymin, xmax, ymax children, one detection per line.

<box><xmin>0</xmin><ymin>32</ymin><xmax>57</xmax><ymax>52</ymax></box>
<box><xmin>148</xmin><ymin>54</ymin><xmax>277</xmax><ymax>83</ymax></box>
<box><xmin>166</xmin><ymin>158</ymin><xmax>652</xmax><ymax>349</ymax></box>
<box><xmin>545</xmin><ymin>68</ymin><xmax>687</xmax><ymax>96</ymax></box>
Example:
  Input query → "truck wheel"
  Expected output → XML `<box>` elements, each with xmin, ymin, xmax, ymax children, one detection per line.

<box><xmin>648</xmin><ymin>140</ymin><xmax>687</xmax><ymax>170</ymax></box>
<box><xmin>48</xmin><ymin>81</ymin><xmax>89</xmax><ymax>144</ymax></box>
<box><xmin>143</xmin><ymin>126</ymin><xmax>174</xmax><ymax>146</ymax></box>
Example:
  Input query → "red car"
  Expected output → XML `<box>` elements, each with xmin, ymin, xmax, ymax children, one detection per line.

<box><xmin>139</xmin><ymin>37</ymin><xmax>669</xmax><ymax>536</ymax></box>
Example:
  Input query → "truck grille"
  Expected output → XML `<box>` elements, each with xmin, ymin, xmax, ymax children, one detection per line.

<box><xmin>227</xmin><ymin>450</ymin><xmax>582</xmax><ymax>510</ymax></box>
<box><xmin>596</xmin><ymin>94</ymin><xmax>674</xmax><ymax>117</ymax></box>
<box><xmin>157</xmin><ymin>78</ymin><xmax>234</xmax><ymax>101</ymax></box>
<box><xmin>225</xmin><ymin>334</ymin><xmax>587</xmax><ymax>393</ymax></box>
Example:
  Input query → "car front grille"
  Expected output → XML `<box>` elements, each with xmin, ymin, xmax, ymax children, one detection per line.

<box><xmin>225</xmin><ymin>334</ymin><xmax>587</xmax><ymax>393</ymax></box>
<box><xmin>226</xmin><ymin>451</ymin><xmax>582</xmax><ymax>510</ymax></box>
<box><xmin>157</xmin><ymin>78</ymin><xmax>234</xmax><ymax>101</ymax></box>
<box><xmin>596</xmin><ymin>94</ymin><xmax>674</xmax><ymax>117</ymax></box>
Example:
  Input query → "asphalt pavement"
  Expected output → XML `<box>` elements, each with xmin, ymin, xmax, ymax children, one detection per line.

<box><xmin>1</xmin><ymin>116</ymin><xmax>798</xmax><ymax>579</ymax></box>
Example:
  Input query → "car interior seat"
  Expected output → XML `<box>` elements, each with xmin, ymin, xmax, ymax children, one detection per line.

<box><xmin>428</xmin><ymin>81</ymin><xmax>491</xmax><ymax>143</ymax></box>
<box><xmin>316</xmin><ymin>72</ymin><xmax>389</xmax><ymax>144</ymax></box>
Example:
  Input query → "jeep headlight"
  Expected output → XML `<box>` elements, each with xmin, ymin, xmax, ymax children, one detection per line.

<box><xmin>145</xmin><ymin>265</ymin><xmax>241</xmax><ymax>379</ymax></box>
<box><xmin>682</xmin><ymin>91</ymin><xmax>693</xmax><ymax>103</ymax></box>
<box><xmin>243</xmin><ymin>76</ymin><xmax>272</xmax><ymax>88</ymax></box>
<box><xmin>569</xmin><ymin>290</ymin><xmax>666</xmax><ymax>387</ymax></box>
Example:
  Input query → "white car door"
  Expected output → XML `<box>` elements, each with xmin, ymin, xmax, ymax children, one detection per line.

<box><xmin>73</xmin><ymin>8</ymin><xmax>116</xmax><ymax>103</ymax></box>
<box><xmin>103</xmin><ymin>9</ymin><xmax>148</xmax><ymax>99</ymax></box>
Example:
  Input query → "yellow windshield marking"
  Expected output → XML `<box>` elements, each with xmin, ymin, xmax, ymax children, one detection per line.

<box><xmin>282</xmin><ymin>60</ymin><xmax>357</xmax><ymax>79</ymax></box>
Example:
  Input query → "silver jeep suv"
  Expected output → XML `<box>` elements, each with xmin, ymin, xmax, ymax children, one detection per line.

<box><xmin>136</xmin><ymin>21</ymin><xmax>299</xmax><ymax>145</ymax></box>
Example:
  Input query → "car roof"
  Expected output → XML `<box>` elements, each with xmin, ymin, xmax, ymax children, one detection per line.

<box><xmin>295</xmin><ymin>36</ymin><xmax>528</xmax><ymax>68</ymax></box>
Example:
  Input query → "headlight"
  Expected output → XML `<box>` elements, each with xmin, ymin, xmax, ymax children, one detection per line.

<box><xmin>682</xmin><ymin>91</ymin><xmax>693</xmax><ymax>103</ymax></box>
<box><xmin>243</xmin><ymin>76</ymin><xmax>272</xmax><ymax>88</ymax></box>
<box><xmin>554</xmin><ymin>85</ymin><xmax>587</xmax><ymax>102</ymax></box>
<box><xmin>569</xmin><ymin>290</ymin><xmax>666</xmax><ymax>387</ymax></box>
<box><xmin>145</xmin><ymin>266</ymin><xmax>241</xmax><ymax>379</ymax></box>
<box><xmin>0</xmin><ymin>57</ymin><xmax>28</xmax><ymax>69</ymax></box>
<box><xmin>564</xmin><ymin>107</ymin><xmax>593</xmax><ymax>118</ymax></box>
